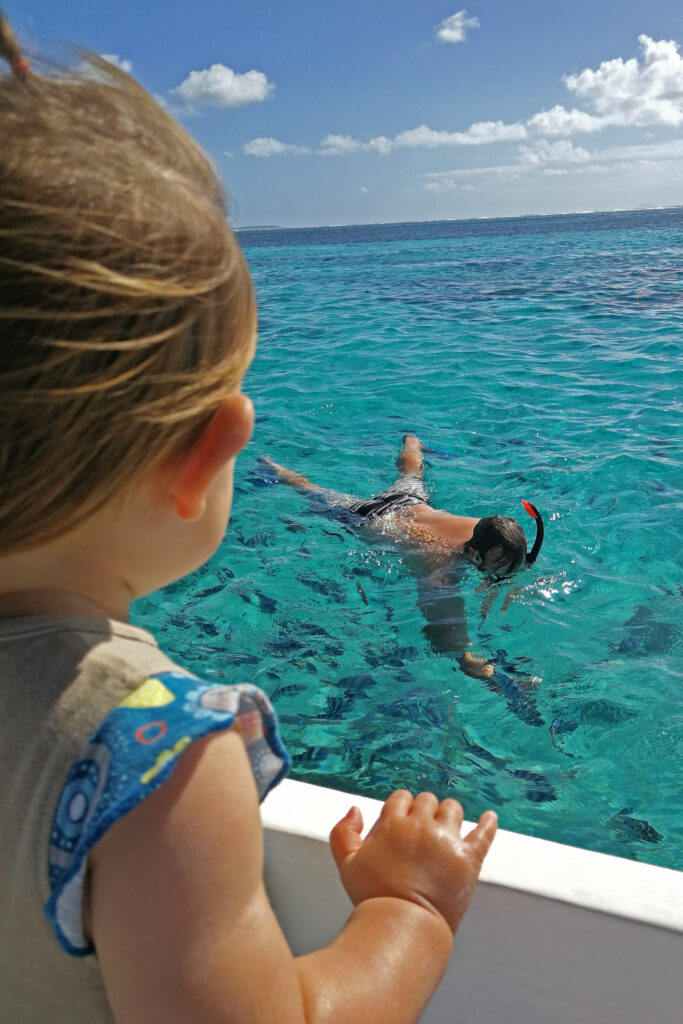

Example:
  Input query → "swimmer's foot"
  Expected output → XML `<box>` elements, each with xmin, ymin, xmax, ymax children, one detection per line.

<box><xmin>398</xmin><ymin>434</ymin><xmax>426</xmax><ymax>477</ymax></box>
<box><xmin>259</xmin><ymin>456</ymin><xmax>317</xmax><ymax>491</ymax></box>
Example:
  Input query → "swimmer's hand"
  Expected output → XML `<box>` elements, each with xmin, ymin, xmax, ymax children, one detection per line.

<box><xmin>457</xmin><ymin>650</ymin><xmax>495</xmax><ymax>680</ymax></box>
<box><xmin>458</xmin><ymin>650</ymin><xmax>541</xmax><ymax>690</ymax></box>
<box><xmin>329</xmin><ymin>790</ymin><xmax>497</xmax><ymax>936</ymax></box>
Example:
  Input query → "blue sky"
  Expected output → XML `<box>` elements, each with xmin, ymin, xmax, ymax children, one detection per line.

<box><xmin>10</xmin><ymin>1</ymin><xmax>683</xmax><ymax>226</ymax></box>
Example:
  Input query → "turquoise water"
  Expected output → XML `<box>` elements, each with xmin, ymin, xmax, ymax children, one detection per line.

<box><xmin>132</xmin><ymin>209</ymin><xmax>683</xmax><ymax>870</ymax></box>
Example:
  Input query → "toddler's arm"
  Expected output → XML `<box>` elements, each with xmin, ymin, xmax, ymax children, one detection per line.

<box><xmin>297</xmin><ymin>791</ymin><xmax>497</xmax><ymax>1022</ymax></box>
<box><xmin>89</xmin><ymin>727</ymin><xmax>496</xmax><ymax>1024</ymax></box>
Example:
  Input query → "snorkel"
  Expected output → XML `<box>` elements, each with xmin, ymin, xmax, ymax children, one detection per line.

<box><xmin>521</xmin><ymin>500</ymin><xmax>544</xmax><ymax>565</ymax></box>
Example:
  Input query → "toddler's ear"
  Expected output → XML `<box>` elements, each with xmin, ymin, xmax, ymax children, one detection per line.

<box><xmin>171</xmin><ymin>394</ymin><xmax>254</xmax><ymax>521</ymax></box>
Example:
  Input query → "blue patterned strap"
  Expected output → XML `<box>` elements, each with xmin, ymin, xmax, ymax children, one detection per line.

<box><xmin>44</xmin><ymin>672</ymin><xmax>290</xmax><ymax>957</ymax></box>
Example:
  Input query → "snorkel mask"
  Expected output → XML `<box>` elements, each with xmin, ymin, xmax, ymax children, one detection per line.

<box><xmin>469</xmin><ymin>500</ymin><xmax>545</xmax><ymax>574</ymax></box>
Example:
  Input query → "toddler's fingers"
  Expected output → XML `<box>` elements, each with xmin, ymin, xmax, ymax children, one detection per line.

<box><xmin>435</xmin><ymin>798</ymin><xmax>464</xmax><ymax>829</ymax></box>
<box><xmin>329</xmin><ymin>806</ymin><xmax>364</xmax><ymax>869</ymax></box>
<box><xmin>381</xmin><ymin>789</ymin><xmax>414</xmax><ymax>818</ymax></box>
<box><xmin>410</xmin><ymin>791</ymin><xmax>439</xmax><ymax>817</ymax></box>
<box><xmin>464</xmin><ymin>810</ymin><xmax>498</xmax><ymax>860</ymax></box>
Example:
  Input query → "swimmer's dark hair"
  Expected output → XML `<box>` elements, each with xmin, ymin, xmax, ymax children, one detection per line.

<box><xmin>471</xmin><ymin>516</ymin><xmax>527</xmax><ymax>573</ymax></box>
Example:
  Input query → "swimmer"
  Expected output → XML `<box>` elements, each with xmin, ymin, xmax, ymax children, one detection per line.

<box><xmin>262</xmin><ymin>434</ymin><xmax>544</xmax><ymax>686</ymax></box>
<box><xmin>264</xmin><ymin>434</ymin><xmax>543</xmax><ymax>574</ymax></box>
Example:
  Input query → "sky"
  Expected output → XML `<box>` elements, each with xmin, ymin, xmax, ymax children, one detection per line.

<box><xmin>9</xmin><ymin>1</ymin><xmax>683</xmax><ymax>226</ymax></box>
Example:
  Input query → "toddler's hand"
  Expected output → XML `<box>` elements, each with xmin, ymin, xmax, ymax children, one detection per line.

<box><xmin>329</xmin><ymin>790</ymin><xmax>497</xmax><ymax>935</ymax></box>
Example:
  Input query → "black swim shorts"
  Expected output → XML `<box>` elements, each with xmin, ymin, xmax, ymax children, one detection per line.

<box><xmin>348</xmin><ymin>474</ymin><xmax>429</xmax><ymax>520</ymax></box>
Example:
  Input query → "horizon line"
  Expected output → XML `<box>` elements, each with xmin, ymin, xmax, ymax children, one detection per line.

<box><xmin>235</xmin><ymin>204</ymin><xmax>683</xmax><ymax>233</ymax></box>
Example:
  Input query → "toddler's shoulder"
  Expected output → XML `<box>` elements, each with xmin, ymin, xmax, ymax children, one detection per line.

<box><xmin>45</xmin><ymin>668</ymin><xmax>290</xmax><ymax>956</ymax></box>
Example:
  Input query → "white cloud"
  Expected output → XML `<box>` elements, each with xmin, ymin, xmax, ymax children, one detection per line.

<box><xmin>436</xmin><ymin>11</ymin><xmax>480</xmax><ymax>44</ymax></box>
<box><xmin>426</xmin><ymin>176</ymin><xmax>469</xmax><ymax>193</ymax></box>
<box><xmin>460</xmin><ymin>120</ymin><xmax>528</xmax><ymax>144</ymax></box>
<box><xmin>595</xmin><ymin>137</ymin><xmax>683</xmax><ymax>162</ymax></box>
<box><xmin>242</xmin><ymin>131</ymin><xmax>393</xmax><ymax>159</ymax></box>
<box><xmin>527</xmin><ymin>105</ymin><xmax>604</xmax><ymax>136</ymax></box>
<box><xmin>243</xmin><ymin>137</ymin><xmax>310</xmax><ymax>157</ymax></box>
<box><xmin>242</xmin><ymin>118</ymin><xmax>529</xmax><ymax>162</ymax></box>
<box><xmin>423</xmin><ymin>163</ymin><xmax>523</xmax><ymax>190</ymax></box>
<box><xmin>318</xmin><ymin>134</ymin><xmax>361</xmax><ymax>156</ymax></box>
<box><xmin>420</xmin><ymin>132</ymin><xmax>683</xmax><ymax>193</ymax></box>
<box><xmin>423</xmin><ymin>178</ymin><xmax>478</xmax><ymax>193</ymax></box>
<box><xmin>318</xmin><ymin>133</ymin><xmax>393</xmax><ymax>156</ymax></box>
<box><xmin>174</xmin><ymin>64</ymin><xmax>274</xmax><ymax>108</ymax></box>
<box><xmin>564</xmin><ymin>34</ymin><xmax>683</xmax><ymax>127</ymax></box>
<box><xmin>518</xmin><ymin>140</ymin><xmax>591</xmax><ymax>166</ymax></box>
<box><xmin>359</xmin><ymin>186</ymin><xmax>369</xmax><ymax>193</ymax></box>
<box><xmin>237</xmin><ymin>36</ymin><xmax>683</xmax><ymax>176</ymax></box>
<box><xmin>421</xmin><ymin>142</ymin><xmax>592</xmax><ymax>191</ymax></box>
<box><xmin>393</xmin><ymin>125</ymin><xmax>445</xmax><ymax>148</ymax></box>
<box><xmin>573</xmin><ymin>157</ymin><xmax>664</xmax><ymax>176</ymax></box>
<box><xmin>424</xmin><ymin>178</ymin><xmax>458</xmax><ymax>193</ymax></box>
<box><xmin>528</xmin><ymin>35</ymin><xmax>683</xmax><ymax>137</ymax></box>
<box><xmin>367</xmin><ymin>135</ymin><xmax>393</xmax><ymax>155</ymax></box>
<box><xmin>395</xmin><ymin>120</ymin><xmax>526</xmax><ymax>148</ymax></box>
<box><xmin>244</xmin><ymin>121</ymin><xmax>527</xmax><ymax>160</ymax></box>
<box><xmin>100</xmin><ymin>54</ymin><xmax>133</xmax><ymax>74</ymax></box>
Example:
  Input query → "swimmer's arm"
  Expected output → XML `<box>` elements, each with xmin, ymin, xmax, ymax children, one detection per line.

<box><xmin>417</xmin><ymin>572</ymin><xmax>538</xmax><ymax>686</ymax></box>
<box><xmin>89</xmin><ymin>729</ymin><xmax>461</xmax><ymax>1024</ymax></box>
<box><xmin>416</xmin><ymin>570</ymin><xmax>494</xmax><ymax>679</ymax></box>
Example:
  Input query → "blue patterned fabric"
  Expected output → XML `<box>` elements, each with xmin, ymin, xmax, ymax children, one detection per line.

<box><xmin>44</xmin><ymin>672</ymin><xmax>290</xmax><ymax>956</ymax></box>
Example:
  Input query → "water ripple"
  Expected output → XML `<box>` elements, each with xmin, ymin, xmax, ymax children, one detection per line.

<box><xmin>135</xmin><ymin>210</ymin><xmax>683</xmax><ymax>871</ymax></box>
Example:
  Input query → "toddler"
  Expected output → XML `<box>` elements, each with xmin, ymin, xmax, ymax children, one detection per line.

<box><xmin>0</xmin><ymin>16</ymin><xmax>497</xmax><ymax>1023</ymax></box>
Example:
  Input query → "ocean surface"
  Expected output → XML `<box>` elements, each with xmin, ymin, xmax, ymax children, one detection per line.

<box><xmin>132</xmin><ymin>209</ymin><xmax>683</xmax><ymax>870</ymax></box>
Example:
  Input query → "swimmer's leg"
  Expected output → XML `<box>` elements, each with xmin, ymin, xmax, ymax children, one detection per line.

<box><xmin>259</xmin><ymin>457</ymin><xmax>359</xmax><ymax>509</ymax></box>
<box><xmin>396</xmin><ymin>434</ymin><xmax>426</xmax><ymax>479</ymax></box>
<box><xmin>260</xmin><ymin>456</ymin><xmax>320</xmax><ymax>492</ymax></box>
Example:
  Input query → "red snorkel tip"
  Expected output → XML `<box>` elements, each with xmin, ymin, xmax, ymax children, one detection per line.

<box><xmin>522</xmin><ymin>500</ymin><xmax>544</xmax><ymax>565</ymax></box>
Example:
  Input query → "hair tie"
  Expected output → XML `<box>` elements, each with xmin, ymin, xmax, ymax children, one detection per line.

<box><xmin>1</xmin><ymin>8</ymin><xmax>29</xmax><ymax>81</ymax></box>
<box><xmin>11</xmin><ymin>57</ymin><xmax>30</xmax><ymax>79</ymax></box>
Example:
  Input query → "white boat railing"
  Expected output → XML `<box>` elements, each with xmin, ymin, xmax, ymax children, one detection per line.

<box><xmin>263</xmin><ymin>778</ymin><xmax>683</xmax><ymax>1024</ymax></box>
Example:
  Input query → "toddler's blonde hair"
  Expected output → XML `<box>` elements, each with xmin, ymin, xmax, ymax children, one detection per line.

<box><xmin>0</xmin><ymin>29</ymin><xmax>256</xmax><ymax>553</ymax></box>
